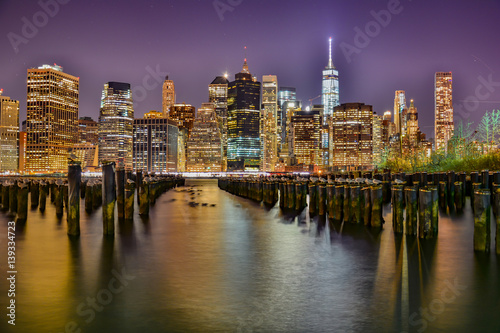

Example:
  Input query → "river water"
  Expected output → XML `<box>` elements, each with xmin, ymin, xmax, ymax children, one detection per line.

<box><xmin>0</xmin><ymin>179</ymin><xmax>499</xmax><ymax>333</ymax></box>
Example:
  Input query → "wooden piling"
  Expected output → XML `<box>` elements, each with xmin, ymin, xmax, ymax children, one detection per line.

<box><xmin>139</xmin><ymin>179</ymin><xmax>150</xmax><ymax>216</ymax></box>
<box><xmin>454</xmin><ymin>181</ymin><xmax>463</xmax><ymax>211</ymax></box>
<box><xmin>16</xmin><ymin>182</ymin><xmax>29</xmax><ymax>223</ymax></box>
<box><xmin>116</xmin><ymin>167</ymin><xmax>125</xmax><ymax>220</ymax></box>
<box><xmin>39</xmin><ymin>181</ymin><xmax>47</xmax><ymax>212</ymax></box>
<box><xmin>392</xmin><ymin>185</ymin><xmax>404</xmax><ymax>233</ymax></box>
<box><xmin>473</xmin><ymin>189</ymin><xmax>490</xmax><ymax>252</ymax></box>
<box><xmin>362</xmin><ymin>187</ymin><xmax>371</xmax><ymax>226</ymax></box>
<box><xmin>55</xmin><ymin>182</ymin><xmax>64</xmax><ymax>217</ymax></box>
<box><xmin>344</xmin><ymin>185</ymin><xmax>351</xmax><ymax>222</ymax></box>
<box><xmin>318</xmin><ymin>183</ymin><xmax>326</xmax><ymax>216</ymax></box>
<box><xmin>30</xmin><ymin>181</ymin><xmax>39</xmax><ymax>208</ymax></box>
<box><xmin>102</xmin><ymin>162</ymin><xmax>116</xmax><ymax>235</ymax></box>
<box><xmin>404</xmin><ymin>186</ymin><xmax>418</xmax><ymax>236</ymax></box>
<box><xmin>308</xmin><ymin>182</ymin><xmax>317</xmax><ymax>215</ymax></box>
<box><xmin>370</xmin><ymin>185</ymin><xmax>383</xmax><ymax>228</ymax></box>
<box><xmin>350</xmin><ymin>185</ymin><xmax>361</xmax><ymax>223</ymax></box>
<box><xmin>67</xmin><ymin>163</ymin><xmax>81</xmax><ymax>236</ymax></box>
<box><xmin>334</xmin><ymin>185</ymin><xmax>344</xmax><ymax>222</ymax></box>
<box><xmin>124</xmin><ymin>179</ymin><xmax>135</xmax><ymax>221</ymax></box>
<box><xmin>327</xmin><ymin>183</ymin><xmax>335</xmax><ymax>219</ymax></box>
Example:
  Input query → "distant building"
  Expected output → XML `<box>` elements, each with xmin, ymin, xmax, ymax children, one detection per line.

<box><xmin>261</xmin><ymin>75</ymin><xmax>279</xmax><ymax>172</ymax></box>
<box><xmin>169</xmin><ymin>103</ymin><xmax>195</xmax><ymax>172</ymax></box>
<box><xmin>0</xmin><ymin>91</ymin><xmax>19</xmax><ymax>172</ymax></box>
<box><xmin>278</xmin><ymin>86</ymin><xmax>296</xmax><ymax>109</ymax></box>
<box><xmin>74</xmin><ymin>117</ymin><xmax>99</xmax><ymax>171</ymax></box>
<box><xmin>79</xmin><ymin>117</ymin><xmax>98</xmax><ymax>144</ymax></box>
<box><xmin>291</xmin><ymin>109</ymin><xmax>322</xmax><ymax>168</ymax></box>
<box><xmin>394</xmin><ymin>90</ymin><xmax>407</xmax><ymax>136</ymax></box>
<box><xmin>280</xmin><ymin>100</ymin><xmax>302</xmax><ymax>164</ymax></box>
<box><xmin>98</xmin><ymin>82</ymin><xmax>134</xmax><ymax>170</ymax></box>
<box><xmin>322</xmin><ymin>37</ymin><xmax>339</xmax><ymax>122</ymax></box>
<box><xmin>186</xmin><ymin>103</ymin><xmax>222</xmax><ymax>172</ymax></box>
<box><xmin>162</xmin><ymin>76</ymin><xmax>175</xmax><ymax>117</ymax></box>
<box><xmin>18</xmin><ymin>131</ymin><xmax>26</xmax><ymax>173</ymax></box>
<box><xmin>407</xmin><ymin>99</ymin><xmax>419</xmax><ymax>149</ymax></box>
<box><xmin>372</xmin><ymin>113</ymin><xmax>383</xmax><ymax>166</ymax></box>
<box><xmin>227</xmin><ymin>54</ymin><xmax>261</xmax><ymax>171</ymax></box>
<box><xmin>209</xmin><ymin>75</ymin><xmax>229</xmax><ymax>170</ymax></box>
<box><xmin>435</xmin><ymin>72</ymin><xmax>453</xmax><ymax>151</ymax></box>
<box><xmin>26</xmin><ymin>64</ymin><xmax>79</xmax><ymax>173</ymax></box>
<box><xmin>331</xmin><ymin>103</ymin><xmax>373</xmax><ymax>171</ymax></box>
<box><xmin>133</xmin><ymin>111</ymin><xmax>178</xmax><ymax>173</ymax></box>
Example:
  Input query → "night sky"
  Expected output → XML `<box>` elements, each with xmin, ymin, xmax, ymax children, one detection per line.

<box><xmin>1</xmin><ymin>0</ymin><xmax>499</xmax><ymax>138</ymax></box>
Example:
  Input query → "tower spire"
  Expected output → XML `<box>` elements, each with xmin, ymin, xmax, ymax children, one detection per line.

<box><xmin>242</xmin><ymin>46</ymin><xmax>249</xmax><ymax>73</ymax></box>
<box><xmin>327</xmin><ymin>37</ymin><xmax>334</xmax><ymax>69</ymax></box>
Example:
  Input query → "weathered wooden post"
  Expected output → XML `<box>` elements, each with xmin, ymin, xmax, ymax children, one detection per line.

<box><xmin>493</xmin><ymin>184</ymin><xmax>500</xmax><ymax>254</ymax></box>
<box><xmin>308</xmin><ymin>182</ymin><xmax>317</xmax><ymax>215</ymax></box>
<box><xmin>447</xmin><ymin>171</ymin><xmax>455</xmax><ymax>210</ymax></box>
<box><xmin>16</xmin><ymin>182</ymin><xmax>29</xmax><ymax>223</ymax></box>
<box><xmin>350</xmin><ymin>185</ymin><xmax>361</xmax><ymax>223</ymax></box>
<box><xmin>471</xmin><ymin>183</ymin><xmax>482</xmax><ymax>211</ymax></box>
<box><xmin>362</xmin><ymin>187</ymin><xmax>371</xmax><ymax>226</ymax></box>
<box><xmin>102</xmin><ymin>162</ymin><xmax>116</xmax><ymax>235</ymax></box>
<box><xmin>405</xmin><ymin>186</ymin><xmax>418</xmax><ymax>236</ymax></box>
<box><xmin>392</xmin><ymin>185</ymin><xmax>404</xmax><ymax>233</ymax></box>
<box><xmin>30</xmin><ymin>180</ymin><xmax>39</xmax><ymax>208</ymax></box>
<box><xmin>67</xmin><ymin>162</ymin><xmax>81</xmax><ymax>236</ymax></box>
<box><xmin>136</xmin><ymin>170</ymin><xmax>143</xmax><ymax>206</ymax></box>
<box><xmin>454</xmin><ymin>181</ymin><xmax>463</xmax><ymax>211</ymax></box>
<box><xmin>333</xmin><ymin>185</ymin><xmax>344</xmax><ymax>222</ymax></box>
<box><xmin>85</xmin><ymin>180</ymin><xmax>93</xmax><ymax>213</ymax></box>
<box><xmin>116</xmin><ymin>167</ymin><xmax>125</xmax><ymax>220</ymax></box>
<box><xmin>473</xmin><ymin>189</ymin><xmax>490</xmax><ymax>252</ymax></box>
<box><xmin>124</xmin><ymin>179</ymin><xmax>135</xmax><ymax>221</ymax></box>
<box><xmin>63</xmin><ymin>182</ymin><xmax>69</xmax><ymax>210</ymax></box>
<box><xmin>344</xmin><ymin>185</ymin><xmax>351</xmax><ymax>222</ymax></box>
<box><xmin>438</xmin><ymin>181</ymin><xmax>447</xmax><ymax>210</ymax></box>
<box><xmin>50</xmin><ymin>180</ymin><xmax>56</xmax><ymax>203</ymax></box>
<box><xmin>80</xmin><ymin>179</ymin><xmax>86</xmax><ymax>199</ymax></box>
<box><xmin>9</xmin><ymin>181</ymin><xmax>18</xmax><ymax>216</ymax></box>
<box><xmin>287</xmin><ymin>181</ymin><xmax>295</xmax><ymax>210</ymax></box>
<box><xmin>318</xmin><ymin>183</ymin><xmax>327</xmax><ymax>216</ymax></box>
<box><xmin>418</xmin><ymin>188</ymin><xmax>435</xmax><ymax>239</ymax></box>
<box><xmin>39</xmin><ymin>181</ymin><xmax>47</xmax><ymax>212</ymax></box>
<box><xmin>139</xmin><ymin>178</ymin><xmax>150</xmax><ymax>216</ymax></box>
<box><xmin>55</xmin><ymin>181</ymin><xmax>64</xmax><ymax>218</ymax></box>
<box><xmin>92</xmin><ymin>181</ymin><xmax>101</xmax><ymax>210</ymax></box>
<box><xmin>481</xmin><ymin>170</ymin><xmax>489</xmax><ymax>189</ymax></box>
<box><xmin>279</xmin><ymin>181</ymin><xmax>285</xmax><ymax>208</ymax></box>
<box><xmin>370</xmin><ymin>185</ymin><xmax>383</xmax><ymax>228</ymax></box>
<box><xmin>327</xmin><ymin>183</ymin><xmax>335</xmax><ymax>219</ymax></box>
<box><xmin>430</xmin><ymin>185</ymin><xmax>439</xmax><ymax>236</ymax></box>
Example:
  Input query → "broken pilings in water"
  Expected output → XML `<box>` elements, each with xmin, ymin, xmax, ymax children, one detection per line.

<box><xmin>473</xmin><ymin>189</ymin><xmax>491</xmax><ymax>252</ymax></box>
<box><xmin>102</xmin><ymin>162</ymin><xmax>116</xmax><ymax>235</ymax></box>
<box><xmin>16</xmin><ymin>181</ymin><xmax>29</xmax><ymax>223</ymax></box>
<box><xmin>124</xmin><ymin>178</ymin><xmax>135</xmax><ymax>221</ymax></box>
<box><xmin>67</xmin><ymin>163</ymin><xmax>81</xmax><ymax>236</ymax></box>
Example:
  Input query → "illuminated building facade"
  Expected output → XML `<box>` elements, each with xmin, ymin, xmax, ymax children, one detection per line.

<box><xmin>331</xmin><ymin>103</ymin><xmax>373</xmax><ymax>171</ymax></box>
<box><xmin>394</xmin><ymin>90</ymin><xmax>407</xmax><ymax>136</ymax></box>
<box><xmin>209</xmin><ymin>76</ymin><xmax>229</xmax><ymax>170</ymax></box>
<box><xmin>79</xmin><ymin>117</ymin><xmax>98</xmax><ymax>144</ymax></box>
<box><xmin>0</xmin><ymin>91</ymin><xmax>19</xmax><ymax>172</ymax></box>
<box><xmin>18</xmin><ymin>131</ymin><xmax>26</xmax><ymax>173</ymax></box>
<box><xmin>26</xmin><ymin>64</ymin><xmax>79</xmax><ymax>173</ymax></box>
<box><xmin>133</xmin><ymin>111</ymin><xmax>178</xmax><ymax>173</ymax></box>
<box><xmin>261</xmin><ymin>75</ymin><xmax>278</xmax><ymax>172</ymax></box>
<box><xmin>98</xmin><ymin>82</ymin><xmax>134</xmax><ymax>170</ymax></box>
<box><xmin>435</xmin><ymin>72</ymin><xmax>453</xmax><ymax>151</ymax></box>
<box><xmin>322</xmin><ymin>37</ymin><xmax>339</xmax><ymax>122</ymax></box>
<box><xmin>186</xmin><ymin>103</ymin><xmax>222</xmax><ymax>172</ymax></box>
<box><xmin>407</xmin><ymin>99</ymin><xmax>419</xmax><ymax>148</ymax></box>
<box><xmin>227</xmin><ymin>57</ymin><xmax>261</xmax><ymax>171</ymax></box>
<box><xmin>372</xmin><ymin>113</ymin><xmax>383</xmax><ymax>166</ymax></box>
<box><xmin>291</xmin><ymin>109</ymin><xmax>322</xmax><ymax>167</ymax></box>
<box><xmin>168</xmin><ymin>103</ymin><xmax>195</xmax><ymax>172</ymax></box>
<box><xmin>280</xmin><ymin>100</ymin><xmax>302</xmax><ymax>160</ymax></box>
<box><xmin>74</xmin><ymin>116</ymin><xmax>99</xmax><ymax>171</ymax></box>
<box><xmin>278</xmin><ymin>87</ymin><xmax>296</xmax><ymax>109</ymax></box>
<box><xmin>162</xmin><ymin>76</ymin><xmax>175</xmax><ymax>117</ymax></box>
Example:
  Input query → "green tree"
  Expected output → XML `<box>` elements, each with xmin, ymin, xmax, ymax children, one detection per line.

<box><xmin>477</xmin><ymin>111</ymin><xmax>492</xmax><ymax>143</ymax></box>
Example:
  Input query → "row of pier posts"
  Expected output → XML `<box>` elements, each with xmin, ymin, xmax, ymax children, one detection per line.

<box><xmin>218</xmin><ymin>169</ymin><xmax>500</xmax><ymax>253</ymax></box>
<box><xmin>0</xmin><ymin>162</ymin><xmax>185</xmax><ymax>237</ymax></box>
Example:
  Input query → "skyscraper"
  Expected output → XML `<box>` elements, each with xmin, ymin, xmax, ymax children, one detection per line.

<box><xmin>168</xmin><ymin>103</ymin><xmax>196</xmax><ymax>172</ymax></box>
<box><xmin>78</xmin><ymin>117</ymin><xmax>99</xmax><ymax>145</ymax></box>
<box><xmin>322</xmin><ymin>37</ymin><xmax>339</xmax><ymax>122</ymax></box>
<box><xmin>394</xmin><ymin>90</ymin><xmax>407</xmax><ymax>136</ymax></box>
<box><xmin>162</xmin><ymin>76</ymin><xmax>175</xmax><ymax>117</ymax></box>
<box><xmin>331</xmin><ymin>103</ymin><xmax>373</xmax><ymax>171</ymax></box>
<box><xmin>261</xmin><ymin>75</ymin><xmax>278</xmax><ymax>172</ymax></box>
<box><xmin>278</xmin><ymin>87</ymin><xmax>296</xmax><ymax>109</ymax></box>
<box><xmin>435</xmin><ymin>72</ymin><xmax>453</xmax><ymax>151</ymax></box>
<box><xmin>209</xmin><ymin>75</ymin><xmax>229</xmax><ymax>170</ymax></box>
<box><xmin>0</xmin><ymin>91</ymin><xmax>19</xmax><ymax>172</ymax></box>
<box><xmin>133</xmin><ymin>110</ymin><xmax>178</xmax><ymax>173</ymax></box>
<box><xmin>186</xmin><ymin>103</ymin><xmax>222</xmax><ymax>172</ymax></box>
<box><xmin>372</xmin><ymin>113</ymin><xmax>383</xmax><ymax>166</ymax></box>
<box><xmin>98</xmin><ymin>82</ymin><xmax>134</xmax><ymax>170</ymax></box>
<box><xmin>26</xmin><ymin>64</ymin><xmax>79</xmax><ymax>173</ymax></box>
<box><xmin>227</xmin><ymin>54</ymin><xmax>261</xmax><ymax>171</ymax></box>
<box><xmin>291</xmin><ymin>109</ymin><xmax>322</xmax><ymax>167</ymax></box>
<box><xmin>74</xmin><ymin>116</ymin><xmax>99</xmax><ymax>172</ymax></box>
<box><xmin>407</xmin><ymin>99</ymin><xmax>419</xmax><ymax>148</ymax></box>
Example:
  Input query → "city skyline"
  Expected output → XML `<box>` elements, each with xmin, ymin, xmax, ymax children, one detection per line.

<box><xmin>1</xmin><ymin>0</ymin><xmax>499</xmax><ymax>140</ymax></box>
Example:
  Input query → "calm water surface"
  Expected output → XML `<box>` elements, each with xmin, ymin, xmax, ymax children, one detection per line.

<box><xmin>0</xmin><ymin>179</ymin><xmax>499</xmax><ymax>333</ymax></box>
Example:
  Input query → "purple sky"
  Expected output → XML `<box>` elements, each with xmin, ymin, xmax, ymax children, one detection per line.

<box><xmin>1</xmin><ymin>0</ymin><xmax>499</xmax><ymax>138</ymax></box>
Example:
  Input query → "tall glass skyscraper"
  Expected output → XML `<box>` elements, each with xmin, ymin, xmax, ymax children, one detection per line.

<box><xmin>98</xmin><ymin>82</ymin><xmax>134</xmax><ymax>170</ymax></box>
<box><xmin>26</xmin><ymin>64</ymin><xmax>79</xmax><ymax>173</ymax></box>
<box><xmin>261</xmin><ymin>75</ymin><xmax>278</xmax><ymax>172</ymax></box>
<box><xmin>394</xmin><ymin>90</ymin><xmax>407</xmax><ymax>135</ymax></box>
<box><xmin>227</xmin><ymin>56</ymin><xmax>261</xmax><ymax>171</ymax></box>
<box><xmin>322</xmin><ymin>37</ymin><xmax>339</xmax><ymax>122</ymax></box>
<box><xmin>435</xmin><ymin>72</ymin><xmax>453</xmax><ymax>152</ymax></box>
<box><xmin>209</xmin><ymin>75</ymin><xmax>229</xmax><ymax>171</ymax></box>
